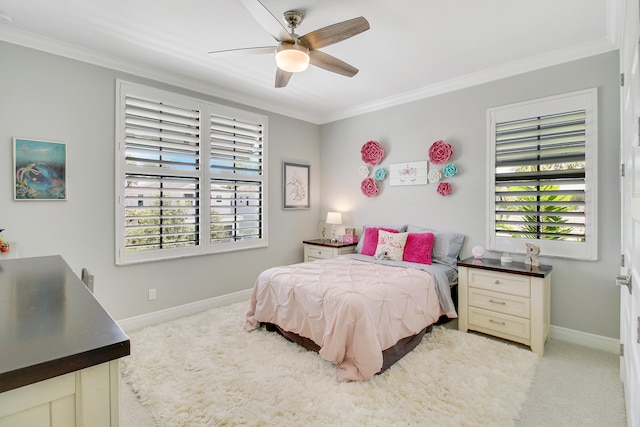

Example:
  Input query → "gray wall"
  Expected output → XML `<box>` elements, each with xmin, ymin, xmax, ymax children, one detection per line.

<box><xmin>0</xmin><ymin>41</ymin><xmax>321</xmax><ymax>320</ymax></box>
<box><xmin>319</xmin><ymin>51</ymin><xmax>621</xmax><ymax>339</ymax></box>
<box><xmin>0</xmin><ymin>40</ymin><xmax>622</xmax><ymax>340</ymax></box>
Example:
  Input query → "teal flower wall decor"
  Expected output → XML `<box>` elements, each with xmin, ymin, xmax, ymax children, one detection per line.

<box><xmin>443</xmin><ymin>163</ymin><xmax>457</xmax><ymax>178</ymax></box>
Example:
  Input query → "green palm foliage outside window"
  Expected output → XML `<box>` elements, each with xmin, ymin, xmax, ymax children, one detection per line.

<box><xmin>494</xmin><ymin>110</ymin><xmax>586</xmax><ymax>242</ymax></box>
<box><xmin>495</xmin><ymin>183</ymin><xmax>584</xmax><ymax>242</ymax></box>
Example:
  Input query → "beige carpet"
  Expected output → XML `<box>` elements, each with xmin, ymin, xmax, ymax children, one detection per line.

<box><xmin>121</xmin><ymin>301</ymin><xmax>539</xmax><ymax>426</ymax></box>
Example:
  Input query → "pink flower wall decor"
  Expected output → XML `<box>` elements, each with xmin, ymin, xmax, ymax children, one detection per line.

<box><xmin>361</xmin><ymin>140</ymin><xmax>385</xmax><ymax>165</ymax></box>
<box><xmin>361</xmin><ymin>177</ymin><xmax>379</xmax><ymax>197</ymax></box>
<box><xmin>437</xmin><ymin>182</ymin><xmax>452</xmax><ymax>196</ymax></box>
<box><xmin>428</xmin><ymin>140</ymin><xmax>453</xmax><ymax>164</ymax></box>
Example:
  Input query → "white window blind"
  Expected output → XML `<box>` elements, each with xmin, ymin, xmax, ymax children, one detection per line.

<box><xmin>209</xmin><ymin>112</ymin><xmax>265</xmax><ymax>248</ymax></box>
<box><xmin>116</xmin><ymin>81</ymin><xmax>268</xmax><ymax>265</ymax></box>
<box><xmin>123</xmin><ymin>95</ymin><xmax>201</xmax><ymax>255</ymax></box>
<box><xmin>487</xmin><ymin>89</ymin><xmax>597</xmax><ymax>260</ymax></box>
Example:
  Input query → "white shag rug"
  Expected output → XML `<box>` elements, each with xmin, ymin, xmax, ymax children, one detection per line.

<box><xmin>121</xmin><ymin>301</ymin><xmax>539</xmax><ymax>427</ymax></box>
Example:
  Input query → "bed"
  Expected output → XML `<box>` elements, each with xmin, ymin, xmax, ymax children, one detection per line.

<box><xmin>245</xmin><ymin>224</ymin><xmax>464</xmax><ymax>382</ymax></box>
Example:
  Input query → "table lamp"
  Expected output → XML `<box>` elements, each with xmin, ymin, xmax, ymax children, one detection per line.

<box><xmin>325</xmin><ymin>212</ymin><xmax>342</xmax><ymax>244</ymax></box>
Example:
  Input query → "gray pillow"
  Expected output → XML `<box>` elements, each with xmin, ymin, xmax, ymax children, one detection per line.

<box><xmin>355</xmin><ymin>224</ymin><xmax>407</xmax><ymax>254</ymax></box>
<box><xmin>405</xmin><ymin>224</ymin><xmax>464</xmax><ymax>266</ymax></box>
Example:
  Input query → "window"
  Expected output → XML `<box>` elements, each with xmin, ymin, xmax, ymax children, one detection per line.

<box><xmin>487</xmin><ymin>89</ymin><xmax>597</xmax><ymax>260</ymax></box>
<box><xmin>115</xmin><ymin>81</ymin><xmax>268</xmax><ymax>265</ymax></box>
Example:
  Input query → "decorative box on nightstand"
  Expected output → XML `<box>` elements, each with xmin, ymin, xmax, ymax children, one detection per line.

<box><xmin>302</xmin><ymin>239</ymin><xmax>357</xmax><ymax>262</ymax></box>
<box><xmin>457</xmin><ymin>256</ymin><xmax>552</xmax><ymax>356</ymax></box>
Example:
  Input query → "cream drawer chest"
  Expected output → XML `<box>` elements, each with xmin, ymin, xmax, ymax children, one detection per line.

<box><xmin>302</xmin><ymin>239</ymin><xmax>357</xmax><ymax>262</ymax></box>
<box><xmin>457</xmin><ymin>257</ymin><xmax>552</xmax><ymax>356</ymax></box>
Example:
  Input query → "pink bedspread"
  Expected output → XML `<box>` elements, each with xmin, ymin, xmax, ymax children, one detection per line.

<box><xmin>245</xmin><ymin>257</ymin><xmax>442</xmax><ymax>381</ymax></box>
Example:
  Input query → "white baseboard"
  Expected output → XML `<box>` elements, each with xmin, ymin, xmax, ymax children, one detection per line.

<box><xmin>118</xmin><ymin>292</ymin><xmax>619</xmax><ymax>355</ymax></box>
<box><xmin>118</xmin><ymin>288</ymin><xmax>253</xmax><ymax>333</ymax></box>
<box><xmin>550</xmin><ymin>325</ymin><xmax>619</xmax><ymax>354</ymax></box>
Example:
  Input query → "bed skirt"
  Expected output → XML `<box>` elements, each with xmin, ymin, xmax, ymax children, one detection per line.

<box><xmin>263</xmin><ymin>322</ymin><xmax>434</xmax><ymax>376</ymax></box>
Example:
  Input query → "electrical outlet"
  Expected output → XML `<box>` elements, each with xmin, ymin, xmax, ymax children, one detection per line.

<box><xmin>148</xmin><ymin>288</ymin><xmax>157</xmax><ymax>301</ymax></box>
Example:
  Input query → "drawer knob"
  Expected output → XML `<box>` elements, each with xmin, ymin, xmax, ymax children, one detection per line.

<box><xmin>489</xmin><ymin>319</ymin><xmax>506</xmax><ymax>326</ymax></box>
<box><xmin>489</xmin><ymin>299</ymin><xmax>506</xmax><ymax>305</ymax></box>
<box><xmin>494</xmin><ymin>280</ymin><xmax>500</xmax><ymax>284</ymax></box>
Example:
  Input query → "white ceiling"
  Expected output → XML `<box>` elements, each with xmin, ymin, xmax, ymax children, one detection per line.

<box><xmin>0</xmin><ymin>0</ymin><xmax>620</xmax><ymax>124</ymax></box>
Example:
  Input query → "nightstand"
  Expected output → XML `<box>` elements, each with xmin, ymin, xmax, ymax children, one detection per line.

<box><xmin>457</xmin><ymin>256</ymin><xmax>552</xmax><ymax>356</ymax></box>
<box><xmin>302</xmin><ymin>239</ymin><xmax>357</xmax><ymax>262</ymax></box>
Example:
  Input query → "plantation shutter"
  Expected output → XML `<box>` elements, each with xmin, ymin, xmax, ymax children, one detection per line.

<box><xmin>494</xmin><ymin>110</ymin><xmax>586</xmax><ymax>242</ymax></box>
<box><xmin>116</xmin><ymin>81</ymin><xmax>269</xmax><ymax>265</ymax></box>
<box><xmin>123</xmin><ymin>95</ymin><xmax>201</xmax><ymax>253</ymax></box>
<box><xmin>209</xmin><ymin>113</ymin><xmax>265</xmax><ymax>244</ymax></box>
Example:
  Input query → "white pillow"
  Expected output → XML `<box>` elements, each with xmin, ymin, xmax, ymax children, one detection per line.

<box><xmin>374</xmin><ymin>230</ymin><xmax>408</xmax><ymax>261</ymax></box>
<box><xmin>355</xmin><ymin>224</ymin><xmax>406</xmax><ymax>253</ymax></box>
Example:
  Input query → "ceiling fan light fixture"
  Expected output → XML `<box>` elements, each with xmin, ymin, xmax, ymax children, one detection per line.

<box><xmin>275</xmin><ymin>42</ymin><xmax>310</xmax><ymax>73</ymax></box>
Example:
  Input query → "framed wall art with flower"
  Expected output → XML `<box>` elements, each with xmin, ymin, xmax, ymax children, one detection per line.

<box><xmin>13</xmin><ymin>137</ymin><xmax>67</xmax><ymax>201</ymax></box>
<box><xmin>282</xmin><ymin>162</ymin><xmax>310</xmax><ymax>210</ymax></box>
<box><xmin>389</xmin><ymin>161</ymin><xmax>429</xmax><ymax>186</ymax></box>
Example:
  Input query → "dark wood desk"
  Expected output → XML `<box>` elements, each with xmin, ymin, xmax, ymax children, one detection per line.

<box><xmin>0</xmin><ymin>255</ymin><xmax>130</xmax><ymax>424</ymax></box>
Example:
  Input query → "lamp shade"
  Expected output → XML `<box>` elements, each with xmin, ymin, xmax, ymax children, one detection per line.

<box><xmin>275</xmin><ymin>42</ymin><xmax>310</xmax><ymax>73</ymax></box>
<box><xmin>325</xmin><ymin>212</ymin><xmax>342</xmax><ymax>225</ymax></box>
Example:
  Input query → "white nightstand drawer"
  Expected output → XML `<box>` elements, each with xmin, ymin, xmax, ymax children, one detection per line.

<box><xmin>468</xmin><ymin>306</ymin><xmax>531</xmax><ymax>341</ymax></box>
<box><xmin>468</xmin><ymin>288</ymin><xmax>530</xmax><ymax>318</ymax></box>
<box><xmin>458</xmin><ymin>259</ymin><xmax>551</xmax><ymax>356</ymax></box>
<box><xmin>303</xmin><ymin>240</ymin><xmax>357</xmax><ymax>262</ymax></box>
<box><xmin>468</xmin><ymin>269</ymin><xmax>530</xmax><ymax>297</ymax></box>
<box><xmin>306</xmin><ymin>246</ymin><xmax>333</xmax><ymax>259</ymax></box>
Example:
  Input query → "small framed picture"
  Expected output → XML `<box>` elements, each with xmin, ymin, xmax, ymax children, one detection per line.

<box><xmin>14</xmin><ymin>138</ymin><xmax>67</xmax><ymax>200</ymax></box>
<box><xmin>283</xmin><ymin>162</ymin><xmax>310</xmax><ymax>210</ymax></box>
<box><xmin>389</xmin><ymin>161</ymin><xmax>429</xmax><ymax>186</ymax></box>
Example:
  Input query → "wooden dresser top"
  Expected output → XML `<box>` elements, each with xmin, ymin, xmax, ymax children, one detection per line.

<box><xmin>0</xmin><ymin>255</ymin><xmax>130</xmax><ymax>393</ymax></box>
<box><xmin>457</xmin><ymin>256</ymin><xmax>552</xmax><ymax>278</ymax></box>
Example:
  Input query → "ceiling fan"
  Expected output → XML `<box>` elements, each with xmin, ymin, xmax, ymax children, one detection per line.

<box><xmin>208</xmin><ymin>0</ymin><xmax>370</xmax><ymax>88</ymax></box>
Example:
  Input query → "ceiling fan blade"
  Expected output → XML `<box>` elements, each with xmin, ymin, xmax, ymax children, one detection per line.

<box><xmin>309</xmin><ymin>50</ymin><xmax>358</xmax><ymax>77</ymax></box>
<box><xmin>240</xmin><ymin>0</ymin><xmax>293</xmax><ymax>42</ymax></box>
<box><xmin>299</xmin><ymin>17</ymin><xmax>370</xmax><ymax>50</ymax></box>
<box><xmin>275</xmin><ymin>68</ymin><xmax>293</xmax><ymax>88</ymax></box>
<box><xmin>208</xmin><ymin>46</ymin><xmax>275</xmax><ymax>55</ymax></box>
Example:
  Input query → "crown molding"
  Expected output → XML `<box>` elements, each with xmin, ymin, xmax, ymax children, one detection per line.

<box><xmin>320</xmin><ymin>0</ymin><xmax>623</xmax><ymax>123</ymax></box>
<box><xmin>607</xmin><ymin>0</ymin><xmax>624</xmax><ymax>49</ymax></box>
<box><xmin>0</xmin><ymin>23</ymin><xmax>619</xmax><ymax>126</ymax></box>
<box><xmin>0</xmin><ymin>27</ymin><xmax>319</xmax><ymax>124</ymax></box>
<box><xmin>318</xmin><ymin>37</ymin><xmax>618</xmax><ymax>124</ymax></box>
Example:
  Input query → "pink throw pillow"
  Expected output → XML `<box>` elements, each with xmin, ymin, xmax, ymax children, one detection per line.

<box><xmin>403</xmin><ymin>232</ymin><xmax>435</xmax><ymax>264</ymax></box>
<box><xmin>361</xmin><ymin>227</ymin><xmax>399</xmax><ymax>256</ymax></box>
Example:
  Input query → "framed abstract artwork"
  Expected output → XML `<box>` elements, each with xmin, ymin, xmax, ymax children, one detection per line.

<box><xmin>282</xmin><ymin>162</ymin><xmax>310</xmax><ymax>210</ymax></box>
<box><xmin>13</xmin><ymin>138</ymin><xmax>67</xmax><ymax>200</ymax></box>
